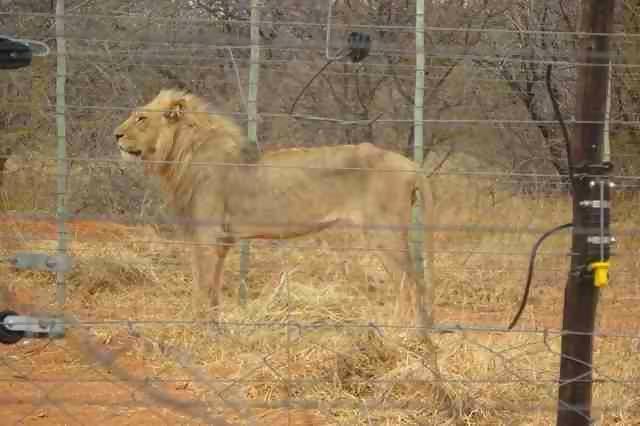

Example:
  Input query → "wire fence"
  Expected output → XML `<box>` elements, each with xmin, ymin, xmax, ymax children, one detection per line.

<box><xmin>1</xmin><ymin>0</ymin><xmax>638</xmax><ymax>424</ymax></box>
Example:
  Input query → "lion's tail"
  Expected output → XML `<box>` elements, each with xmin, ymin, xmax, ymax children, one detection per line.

<box><xmin>411</xmin><ymin>173</ymin><xmax>436</xmax><ymax>324</ymax></box>
<box><xmin>410</xmin><ymin>172</ymin><xmax>435</xmax><ymax>231</ymax></box>
<box><xmin>419</xmin><ymin>173</ymin><xmax>435</xmax><ymax>273</ymax></box>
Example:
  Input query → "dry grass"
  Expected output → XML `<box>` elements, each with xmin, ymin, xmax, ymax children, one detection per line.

<box><xmin>2</xmin><ymin>175</ymin><xmax>640</xmax><ymax>425</ymax></box>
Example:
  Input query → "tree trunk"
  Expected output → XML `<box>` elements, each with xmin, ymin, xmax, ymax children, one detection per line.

<box><xmin>0</xmin><ymin>157</ymin><xmax>6</xmax><ymax>189</ymax></box>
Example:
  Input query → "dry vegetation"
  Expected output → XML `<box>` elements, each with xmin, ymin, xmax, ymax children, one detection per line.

<box><xmin>2</xmin><ymin>0</ymin><xmax>640</xmax><ymax>424</ymax></box>
<box><xmin>2</xmin><ymin>171</ymin><xmax>640</xmax><ymax>425</ymax></box>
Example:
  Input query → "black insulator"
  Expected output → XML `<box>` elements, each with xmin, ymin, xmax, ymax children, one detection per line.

<box><xmin>347</xmin><ymin>32</ymin><xmax>371</xmax><ymax>63</ymax></box>
<box><xmin>0</xmin><ymin>37</ymin><xmax>32</xmax><ymax>70</ymax></box>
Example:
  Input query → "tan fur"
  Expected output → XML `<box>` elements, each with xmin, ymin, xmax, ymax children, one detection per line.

<box><xmin>114</xmin><ymin>89</ymin><xmax>434</xmax><ymax>325</ymax></box>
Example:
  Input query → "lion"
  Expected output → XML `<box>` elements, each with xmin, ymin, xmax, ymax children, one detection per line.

<box><xmin>113</xmin><ymin>89</ymin><xmax>435</xmax><ymax>326</ymax></box>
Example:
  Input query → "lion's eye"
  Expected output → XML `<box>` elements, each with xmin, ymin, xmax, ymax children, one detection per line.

<box><xmin>136</xmin><ymin>116</ymin><xmax>147</xmax><ymax>123</ymax></box>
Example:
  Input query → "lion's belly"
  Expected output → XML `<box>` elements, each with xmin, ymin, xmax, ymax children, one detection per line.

<box><xmin>225</xmin><ymin>191</ymin><xmax>361</xmax><ymax>240</ymax></box>
<box><xmin>227</xmin><ymin>207</ymin><xmax>358</xmax><ymax>240</ymax></box>
<box><xmin>242</xmin><ymin>218</ymin><xmax>343</xmax><ymax>240</ymax></box>
<box><xmin>223</xmin><ymin>152</ymin><xmax>414</xmax><ymax>239</ymax></box>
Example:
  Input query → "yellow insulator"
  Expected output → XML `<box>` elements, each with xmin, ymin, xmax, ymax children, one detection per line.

<box><xmin>589</xmin><ymin>261</ymin><xmax>610</xmax><ymax>288</ymax></box>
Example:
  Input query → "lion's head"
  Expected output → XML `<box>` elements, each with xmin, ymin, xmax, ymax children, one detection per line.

<box><xmin>114</xmin><ymin>88</ymin><xmax>257</xmax><ymax>166</ymax></box>
<box><xmin>113</xmin><ymin>89</ymin><xmax>195</xmax><ymax>162</ymax></box>
<box><xmin>113</xmin><ymin>88</ymin><xmax>259</xmax><ymax>212</ymax></box>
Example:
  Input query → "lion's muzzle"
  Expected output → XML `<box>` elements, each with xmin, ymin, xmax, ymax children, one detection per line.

<box><xmin>118</xmin><ymin>143</ymin><xmax>142</xmax><ymax>157</ymax></box>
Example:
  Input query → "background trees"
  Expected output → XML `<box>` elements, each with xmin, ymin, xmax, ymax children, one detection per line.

<box><xmin>0</xmin><ymin>0</ymin><xmax>634</xmax><ymax>216</ymax></box>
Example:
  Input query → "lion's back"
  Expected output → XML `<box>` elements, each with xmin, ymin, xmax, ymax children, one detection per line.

<box><xmin>254</xmin><ymin>142</ymin><xmax>420</xmax><ymax>213</ymax></box>
<box><xmin>261</xmin><ymin>143</ymin><xmax>416</xmax><ymax>171</ymax></box>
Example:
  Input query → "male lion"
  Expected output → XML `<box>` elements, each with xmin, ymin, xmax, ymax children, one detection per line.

<box><xmin>113</xmin><ymin>89</ymin><xmax>435</xmax><ymax>326</ymax></box>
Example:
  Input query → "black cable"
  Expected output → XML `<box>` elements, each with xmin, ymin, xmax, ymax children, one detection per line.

<box><xmin>505</xmin><ymin>66</ymin><xmax>579</xmax><ymax>330</ymax></box>
<box><xmin>546</xmin><ymin>64</ymin><xmax>575</xmax><ymax>188</ymax></box>
<box><xmin>288</xmin><ymin>48</ymin><xmax>347</xmax><ymax>115</ymax></box>
<box><xmin>507</xmin><ymin>222</ymin><xmax>573</xmax><ymax>330</ymax></box>
<box><xmin>289</xmin><ymin>32</ymin><xmax>371</xmax><ymax>115</ymax></box>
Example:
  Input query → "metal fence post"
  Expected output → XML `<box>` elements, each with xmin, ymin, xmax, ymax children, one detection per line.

<box><xmin>54</xmin><ymin>0</ymin><xmax>68</xmax><ymax>332</ymax></box>
<box><xmin>556</xmin><ymin>1</ymin><xmax>615</xmax><ymax>424</ymax></box>
<box><xmin>603</xmin><ymin>60</ymin><xmax>612</xmax><ymax>164</ymax></box>
<box><xmin>0</xmin><ymin>31</ymin><xmax>68</xmax><ymax>345</ymax></box>
<box><xmin>411</xmin><ymin>0</ymin><xmax>432</xmax><ymax>330</ymax></box>
<box><xmin>238</xmin><ymin>0</ymin><xmax>261</xmax><ymax>306</ymax></box>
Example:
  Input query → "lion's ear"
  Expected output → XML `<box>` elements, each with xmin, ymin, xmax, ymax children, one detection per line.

<box><xmin>164</xmin><ymin>99</ymin><xmax>185</xmax><ymax>122</ymax></box>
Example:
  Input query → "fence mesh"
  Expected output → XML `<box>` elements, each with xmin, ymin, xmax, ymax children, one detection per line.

<box><xmin>1</xmin><ymin>1</ymin><xmax>639</xmax><ymax>425</ymax></box>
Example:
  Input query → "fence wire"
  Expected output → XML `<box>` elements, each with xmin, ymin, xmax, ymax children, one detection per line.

<box><xmin>1</xmin><ymin>1</ymin><xmax>640</xmax><ymax>425</ymax></box>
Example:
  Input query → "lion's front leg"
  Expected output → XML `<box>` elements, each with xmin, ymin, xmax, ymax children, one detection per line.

<box><xmin>209</xmin><ymin>237</ymin><xmax>232</xmax><ymax>307</ymax></box>
<box><xmin>191</xmin><ymin>237</ymin><xmax>233</xmax><ymax>313</ymax></box>
<box><xmin>191</xmin><ymin>246</ymin><xmax>213</xmax><ymax>313</ymax></box>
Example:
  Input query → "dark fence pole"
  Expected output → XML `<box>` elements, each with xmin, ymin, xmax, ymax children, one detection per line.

<box><xmin>556</xmin><ymin>1</ymin><xmax>616</xmax><ymax>425</ymax></box>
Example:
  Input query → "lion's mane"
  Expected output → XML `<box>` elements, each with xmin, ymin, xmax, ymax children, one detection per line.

<box><xmin>145</xmin><ymin>89</ymin><xmax>259</xmax><ymax>220</ymax></box>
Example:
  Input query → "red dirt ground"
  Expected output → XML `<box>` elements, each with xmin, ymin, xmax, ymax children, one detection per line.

<box><xmin>0</xmin><ymin>217</ymin><xmax>133</xmax><ymax>241</ymax></box>
<box><xmin>0</xmin><ymin>218</ymin><xmax>333</xmax><ymax>425</ymax></box>
<box><xmin>2</xmin><ymin>218</ymin><xmax>638</xmax><ymax>425</ymax></box>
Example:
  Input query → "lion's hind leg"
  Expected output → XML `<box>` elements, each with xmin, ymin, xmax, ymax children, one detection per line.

<box><xmin>363</xmin><ymin>224</ymin><xmax>411</xmax><ymax>314</ymax></box>
<box><xmin>364</xmin><ymin>219</ymin><xmax>433</xmax><ymax>331</ymax></box>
